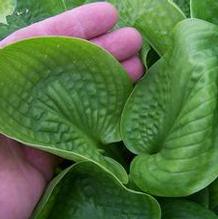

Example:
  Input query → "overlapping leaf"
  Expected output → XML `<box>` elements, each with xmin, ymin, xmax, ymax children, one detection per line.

<box><xmin>1</xmin><ymin>0</ymin><xmax>185</xmax><ymax>68</ymax></box>
<box><xmin>188</xmin><ymin>188</ymin><xmax>209</xmax><ymax>208</ymax></box>
<box><xmin>173</xmin><ymin>0</ymin><xmax>190</xmax><ymax>17</ymax></box>
<box><xmin>209</xmin><ymin>179</ymin><xmax>218</xmax><ymax>214</ymax></box>
<box><xmin>108</xmin><ymin>0</ymin><xmax>185</xmax><ymax>56</ymax></box>
<box><xmin>81</xmin><ymin>0</ymin><xmax>184</xmax><ymax>66</ymax></box>
<box><xmin>161</xmin><ymin>199</ymin><xmax>218</xmax><ymax>218</ymax></box>
<box><xmin>32</xmin><ymin>162</ymin><xmax>161</xmax><ymax>219</ymax></box>
<box><xmin>121</xmin><ymin>19</ymin><xmax>218</xmax><ymax>196</ymax></box>
<box><xmin>0</xmin><ymin>37</ymin><xmax>133</xmax><ymax>183</ymax></box>
<box><xmin>191</xmin><ymin>0</ymin><xmax>218</xmax><ymax>25</ymax></box>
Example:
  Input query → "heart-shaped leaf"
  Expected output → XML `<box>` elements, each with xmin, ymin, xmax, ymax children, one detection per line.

<box><xmin>0</xmin><ymin>0</ymin><xmax>16</xmax><ymax>24</ymax></box>
<box><xmin>121</xmin><ymin>19</ymin><xmax>218</xmax><ymax>196</ymax></box>
<box><xmin>191</xmin><ymin>0</ymin><xmax>218</xmax><ymax>25</ymax></box>
<box><xmin>161</xmin><ymin>199</ymin><xmax>218</xmax><ymax>219</ymax></box>
<box><xmin>0</xmin><ymin>37</ymin><xmax>132</xmax><ymax>183</ymax></box>
<box><xmin>32</xmin><ymin>162</ymin><xmax>161</xmax><ymax>219</ymax></box>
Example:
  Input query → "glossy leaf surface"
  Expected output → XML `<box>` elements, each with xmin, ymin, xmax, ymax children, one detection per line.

<box><xmin>0</xmin><ymin>37</ymin><xmax>132</xmax><ymax>183</ymax></box>
<box><xmin>121</xmin><ymin>19</ymin><xmax>218</xmax><ymax>196</ymax></box>
<box><xmin>32</xmin><ymin>162</ymin><xmax>161</xmax><ymax>219</ymax></box>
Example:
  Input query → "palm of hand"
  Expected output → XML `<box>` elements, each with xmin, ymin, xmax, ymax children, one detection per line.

<box><xmin>0</xmin><ymin>135</ymin><xmax>56</xmax><ymax>218</ymax></box>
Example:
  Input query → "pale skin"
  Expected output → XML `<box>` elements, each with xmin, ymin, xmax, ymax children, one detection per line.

<box><xmin>0</xmin><ymin>3</ymin><xmax>143</xmax><ymax>219</ymax></box>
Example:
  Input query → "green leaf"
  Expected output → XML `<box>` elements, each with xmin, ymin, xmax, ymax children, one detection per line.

<box><xmin>209</xmin><ymin>178</ymin><xmax>218</xmax><ymax>214</ymax></box>
<box><xmin>121</xmin><ymin>19</ymin><xmax>218</xmax><ymax>196</ymax></box>
<box><xmin>140</xmin><ymin>43</ymin><xmax>151</xmax><ymax>69</ymax></box>
<box><xmin>32</xmin><ymin>162</ymin><xmax>161</xmax><ymax>219</ymax></box>
<box><xmin>108</xmin><ymin>0</ymin><xmax>185</xmax><ymax>56</ymax></box>
<box><xmin>1</xmin><ymin>0</ymin><xmax>184</xmax><ymax>65</ymax></box>
<box><xmin>84</xmin><ymin>0</ymin><xmax>184</xmax><ymax>63</ymax></box>
<box><xmin>0</xmin><ymin>0</ymin><xmax>84</xmax><ymax>40</ymax></box>
<box><xmin>161</xmin><ymin>199</ymin><xmax>218</xmax><ymax>219</ymax></box>
<box><xmin>103</xmin><ymin>142</ymin><xmax>134</xmax><ymax>171</ymax></box>
<box><xmin>173</xmin><ymin>0</ymin><xmax>190</xmax><ymax>17</ymax></box>
<box><xmin>187</xmin><ymin>188</ymin><xmax>210</xmax><ymax>208</ymax></box>
<box><xmin>0</xmin><ymin>0</ymin><xmax>16</xmax><ymax>24</ymax></box>
<box><xmin>191</xmin><ymin>0</ymin><xmax>218</xmax><ymax>25</ymax></box>
<box><xmin>0</xmin><ymin>37</ymin><xmax>132</xmax><ymax>183</ymax></box>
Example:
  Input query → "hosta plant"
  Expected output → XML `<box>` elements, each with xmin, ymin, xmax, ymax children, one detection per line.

<box><xmin>1</xmin><ymin>0</ymin><xmax>218</xmax><ymax>218</ymax></box>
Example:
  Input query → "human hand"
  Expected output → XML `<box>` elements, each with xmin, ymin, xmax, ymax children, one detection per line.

<box><xmin>0</xmin><ymin>3</ymin><xmax>143</xmax><ymax>219</ymax></box>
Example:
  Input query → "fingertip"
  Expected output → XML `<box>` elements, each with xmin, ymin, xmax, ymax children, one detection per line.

<box><xmin>123</xmin><ymin>27</ymin><xmax>143</xmax><ymax>50</ymax></box>
<box><xmin>91</xmin><ymin>27</ymin><xmax>143</xmax><ymax>61</ymax></box>
<box><xmin>122</xmin><ymin>56</ymin><xmax>145</xmax><ymax>81</ymax></box>
<box><xmin>95</xmin><ymin>2</ymin><xmax>119</xmax><ymax>25</ymax></box>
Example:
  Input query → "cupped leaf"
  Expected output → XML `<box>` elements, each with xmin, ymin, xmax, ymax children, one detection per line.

<box><xmin>0</xmin><ymin>0</ymin><xmax>16</xmax><ymax>24</ymax></box>
<box><xmin>0</xmin><ymin>37</ymin><xmax>132</xmax><ymax>183</ymax></box>
<box><xmin>108</xmin><ymin>0</ymin><xmax>185</xmax><ymax>56</ymax></box>
<box><xmin>121</xmin><ymin>19</ymin><xmax>218</xmax><ymax>196</ymax></box>
<box><xmin>0</xmin><ymin>0</ymin><xmax>84</xmax><ymax>40</ymax></box>
<box><xmin>173</xmin><ymin>0</ymin><xmax>190</xmax><ymax>17</ymax></box>
<box><xmin>32</xmin><ymin>162</ymin><xmax>161</xmax><ymax>219</ymax></box>
<box><xmin>191</xmin><ymin>0</ymin><xmax>218</xmax><ymax>25</ymax></box>
<box><xmin>161</xmin><ymin>199</ymin><xmax>218</xmax><ymax>219</ymax></box>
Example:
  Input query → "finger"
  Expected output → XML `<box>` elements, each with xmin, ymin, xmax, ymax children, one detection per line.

<box><xmin>121</xmin><ymin>56</ymin><xmax>145</xmax><ymax>81</ymax></box>
<box><xmin>23</xmin><ymin>147</ymin><xmax>60</xmax><ymax>181</ymax></box>
<box><xmin>91</xmin><ymin>27</ymin><xmax>142</xmax><ymax>61</ymax></box>
<box><xmin>0</xmin><ymin>2</ymin><xmax>118</xmax><ymax>47</ymax></box>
